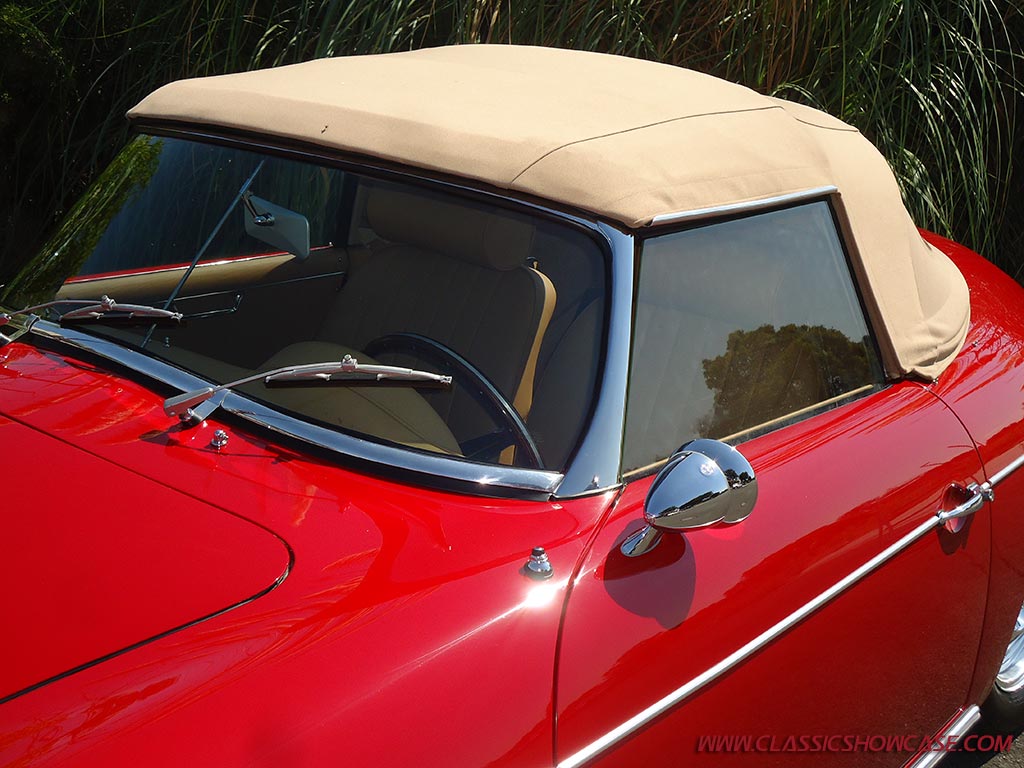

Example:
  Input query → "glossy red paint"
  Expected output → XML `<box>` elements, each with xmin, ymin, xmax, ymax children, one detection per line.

<box><xmin>556</xmin><ymin>381</ymin><xmax>987</xmax><ymax>767</ymax></box>
<box><xmin>0</xmin><ymin>415</ymin><xmax>290</xmax><ymax>701</ymax></box>
<box><xmin>1</xmin><ymin>236</ymin><xmax>1022</xmax><ymax>768</ymax></box>
<box><xmin>0</xmin><ymin>342</ymin><xmax>613</xmax><ymax>767</ymax></box>
<box><xmin>550</xmin><ymin>238</ymin><xmax>1024</xmax><ymax>768</ymax></box>
<box><xmin>61</xmin><ymin>244</ymin><xmax>334</xmax><ymax>283</ymax></box>
<box><xmin>920</xmin><ymin>232</ymin><xmax>1024</xmax><ymax>707</ymax></box>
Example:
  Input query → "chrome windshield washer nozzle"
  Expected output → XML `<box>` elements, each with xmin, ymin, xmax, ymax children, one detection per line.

<box><xmin>210</xmin><ymin>429</ymin><xmax>229</xmax><ymax>449</ymax></box>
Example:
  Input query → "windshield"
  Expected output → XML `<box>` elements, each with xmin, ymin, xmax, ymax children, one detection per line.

<box><xmin>3</xmin><ymin>135</ymin><xmax>607</xmax><ymax>471</ymax></box>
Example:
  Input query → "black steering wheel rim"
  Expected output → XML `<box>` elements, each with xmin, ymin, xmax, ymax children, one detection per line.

<box><xmin>364</xmin><ymin>332</ymin><xmax>543</xmax><ymax>469</ymax></box>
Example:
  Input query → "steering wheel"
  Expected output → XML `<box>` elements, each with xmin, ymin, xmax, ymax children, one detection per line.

<box><xmin>364</xmin><ymin>332</ymin><xmax>543</xmax><ymax>469</ymax></box>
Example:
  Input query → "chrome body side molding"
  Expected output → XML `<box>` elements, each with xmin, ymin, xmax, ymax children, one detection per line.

<box><xmin>558</xmin><ymin>514</ymin><xmax>952</xmax><ymax>768</ymax></box>
<box><xmin>989</xmin><ymin>453</ymin><xmax>1024</xmax><ymax>488</ymax></box>
<box><xmin>906</xmin><ymin>705</ymin><xmax>981</xmax><ymax>768</ymax></box>
<box><xmin>649</xmin><ymin>186</ymin><xmax>839</xmax><ymax>227</ymax></box>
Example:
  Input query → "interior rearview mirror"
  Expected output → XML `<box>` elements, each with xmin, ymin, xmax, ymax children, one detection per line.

<box><xmin>243</xmin><ymin>192</ymin><xmax>310</xmax><ymax>260</ymax></box>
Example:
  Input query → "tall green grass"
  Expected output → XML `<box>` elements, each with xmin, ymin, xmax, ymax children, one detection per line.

<box><xmin>1</xmin><ymin>0</ymin><xmax>1021</xmax><ymax>282</ymax></box>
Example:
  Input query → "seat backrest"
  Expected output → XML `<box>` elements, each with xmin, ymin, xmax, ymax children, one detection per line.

<box><xmin>316</xmin><ymin>183</ymin><xmax>555</xmax><ymax>452</ymax></box>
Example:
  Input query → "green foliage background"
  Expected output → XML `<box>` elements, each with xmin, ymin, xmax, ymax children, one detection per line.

<box><xmin>1</xmin><ymin>1</ymin><xmax>1021</xmax><ymax>284</ymax></box>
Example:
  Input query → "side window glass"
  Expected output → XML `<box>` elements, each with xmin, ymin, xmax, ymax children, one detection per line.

<box><xmin>623</xmin><ymin>201</ymin><xmax>883</xmax><ymax>473</ymax></box>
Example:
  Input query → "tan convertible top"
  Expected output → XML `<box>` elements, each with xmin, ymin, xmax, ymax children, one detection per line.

<box><xmin>128</xmin><ymin>45</ymin><xmax>969</xmax><ymax>379</ymax></box>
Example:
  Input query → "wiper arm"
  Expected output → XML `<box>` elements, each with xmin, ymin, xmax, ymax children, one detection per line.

<box><xmin>163</xmin><ymin>354</ymin><xmax>452</xmax><ymax>420</ymax></box>
<box><xmin>1</xmin><ymin>295</ymin><xmax>183</xmax><ymax>327</ymax></box>
<box><xmin>262</xmin><ymin>356</ymin><xmax>452</xmax><ymax>386</ymax></box>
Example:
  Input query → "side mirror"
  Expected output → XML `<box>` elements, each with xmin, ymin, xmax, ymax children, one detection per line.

<box><xmin>243</xmin><ymin>193</ymin><xmax>310</xmax><ymax>260</ymax></box>
<box><xmin>620</xmin><ymin>439</ymin><xmax>757</xmax><ymax>557</ymax></box>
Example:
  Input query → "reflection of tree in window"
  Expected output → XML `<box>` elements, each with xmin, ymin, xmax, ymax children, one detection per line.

<box><xmin>699</xmin><ymin>323</ymin><xmax>872</xmax><ymax>439</ymax></box>
<box><xmin>4</xmin><ymin>136</ymin><xmax>162</xmax><ymax>306</ymax></box>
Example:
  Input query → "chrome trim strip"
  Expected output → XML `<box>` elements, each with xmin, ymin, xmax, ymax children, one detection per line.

<box><xmin>558</xmin><ymin>515</ymin><xmax>941</xmax><ymax>768</ymax></box>
<box><xmin>906</xmin><ymin>705</ymin><xmax>980</xmax><ymax>768</ymax></box>
<box><xmin>29</xmin><ymin>320</ymin><xmax>216</xmax><ymax>392</ymax></box>
<box><xmin>218</xmin><ymin>393</ymin><xmax>561</xmax><ymax>493</ymax></box>
<box><xmin>25</xmin><ymin>320</ymin><xmax>563</xmax><ymax>496</ymax></box>
<box><xmin>649</xmin><ymin>186</ymin><xmax>839</xmax><ymax>227</ymax></box>
<box><xmin>989</xmin><ymin>453</ymin><xmax>1024</xmax><ymax>488</ymax></box>
<box><xmin>554</xmin><ymin>223</ymin><xmax>633</xmax><ymax>498</ymax></box>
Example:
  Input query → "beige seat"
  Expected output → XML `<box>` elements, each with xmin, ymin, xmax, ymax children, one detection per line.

<box><xmin>162</xmin><ymin>184</ymin><xmax>556</xmax><ymax>460</ymax></box>
<box><xmin>312</xmin><ymin>183</ymin><xmax>556</xmax><ymax>461</ymax></box>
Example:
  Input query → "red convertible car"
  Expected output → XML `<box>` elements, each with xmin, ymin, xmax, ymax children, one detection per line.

<box><xmin>2</xmin><ymin>45</ymin><xmax>1023</xmax><ymax>767</ymax></box>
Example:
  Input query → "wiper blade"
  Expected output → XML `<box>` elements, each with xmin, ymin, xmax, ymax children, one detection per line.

<box><xmin>163</xmin><ymin>354</ymin><xmax>452</xmax><ymax>420</ymax></box>
<box><xmin>263</xmin><ymin>355</ymin><xmax>451</xmax><ymax>386</ymax></box>
<box><xmin>60</xmin><ymin>298</ymin><xmax>184</xmax><ymax>326</ymax></box>
<box><xmin>1</xmin><ymin>295</ymin><xmax>183</xmax><ymax>327</ymax></box>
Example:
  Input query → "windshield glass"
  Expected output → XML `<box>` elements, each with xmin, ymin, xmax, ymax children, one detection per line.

<box><xmin>3</xmin><ymin>135</ymin><xmax>607</xmax><ymax>471</ymax></box>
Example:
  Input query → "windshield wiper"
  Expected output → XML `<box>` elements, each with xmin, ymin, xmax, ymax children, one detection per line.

<box><xmin>0</xmin><ymin>295</ymin><xmax>183</xmax><ymax>328</ymax></box>
<box><xmin>163</xmin><ymin>354</ymin><xmax>452</xmax><ymax>421</ymax></box>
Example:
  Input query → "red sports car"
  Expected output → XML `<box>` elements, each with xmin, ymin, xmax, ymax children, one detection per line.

<box><xmin>2</xmin><ymin>45</ymin><xmax>1023</xmax><ymax>767</ymax></box>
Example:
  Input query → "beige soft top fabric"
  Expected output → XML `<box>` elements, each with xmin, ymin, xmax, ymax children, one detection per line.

<box><xmin>128</xmin><ymin>44</ymin><xmax>969</xmax><ymax>379</ymax></box>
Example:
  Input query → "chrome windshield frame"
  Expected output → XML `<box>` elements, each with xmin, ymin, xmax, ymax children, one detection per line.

<box><xmin>7</xmin><ymin>126</ymin><xmax>632</xmax><ymax>500</ymax></box>
<box><xmin>23</xmin><ymin>319</ymin><xmax>564</xmax><ymax>497</ymax></box>
<box><xmin>553</xmin><ymin>223</ymin><xmax>633</xmax><ymax>498</ymax></box>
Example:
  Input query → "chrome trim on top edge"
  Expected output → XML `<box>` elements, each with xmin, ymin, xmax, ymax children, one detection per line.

<box><xmin>24</xmin><ymin>320</ymin><xmax>563</xmax><ymax>496</ymax></box>
<box><xmin>557</xmin><ymin>515</ymin><xmax>942</xmax><ymax>768</ymax></box>
<box><xmin>906</xmin><ymin>706</ymin><xmax>981</xmax><ymax>768</ymax></box>
<box><xmin>649</xmin><ymin>186</ymin><xmax>839</xmax><ymax>227</ymax></box>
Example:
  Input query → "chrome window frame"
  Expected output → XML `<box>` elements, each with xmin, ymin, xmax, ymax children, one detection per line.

<box><xmin>8</xmin><ymin>126</ymin><xmax>630</xmax><ymax>500</ymax></box>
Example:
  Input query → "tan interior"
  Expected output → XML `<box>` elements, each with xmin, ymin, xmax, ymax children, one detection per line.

<box><xmin>315</xmin><ymin>183</ymin><xmax>557</xmax><ymax>460</ymax></box>
<box><xmin>129</xmin><ymin>44</ymin><xmax>971</xmax><ymax>381</ymax></box>
<box><xmin>56</xmin><ymin>177</ymin><xmax>591</xmax><ymax>466</ymax></box>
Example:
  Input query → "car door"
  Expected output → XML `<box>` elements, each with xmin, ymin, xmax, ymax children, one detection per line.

<box><xmin>554</xmin><ymin>200</ymin><xmax>989</xmax><ymax>767</ymax></box>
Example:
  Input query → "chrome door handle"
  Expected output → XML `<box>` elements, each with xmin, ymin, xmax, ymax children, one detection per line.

<box><xmin>937</xmin><ymin>482</ymin><xmax>994</xmax><ymax>522</ymax></box>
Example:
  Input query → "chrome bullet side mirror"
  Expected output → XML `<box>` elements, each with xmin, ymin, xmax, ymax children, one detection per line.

<box><xmin>620</xmin><ymin>439</ymin><xmax>757</xmax><ymax>557</ymax></box>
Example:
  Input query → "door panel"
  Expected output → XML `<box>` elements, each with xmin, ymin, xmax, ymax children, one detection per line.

<box><xmin>556</xmin><ymin>382</ymin><xmax>988</xmax><ymax>767</ymax></box>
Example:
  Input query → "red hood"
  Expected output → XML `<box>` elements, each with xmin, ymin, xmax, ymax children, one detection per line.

<box><xmin>0</xmin><ymin>339</ymin><xmax>608</xmax><ymax>768</ymax></box>
<box><xmin>0</xmin><ymin>347</ymin><xmax>290</xmax><ymax>702</ymax></box>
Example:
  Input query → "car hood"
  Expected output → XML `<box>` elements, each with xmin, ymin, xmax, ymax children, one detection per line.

<box><xmin>0</xmin><ymin>348</ymin><xmax>290</xmax><ymax>702</ymax></box>
<box><xmin>0</xmin><ymin>339</ymin><xmax>612</xmax><ymax>767</ymax></box>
